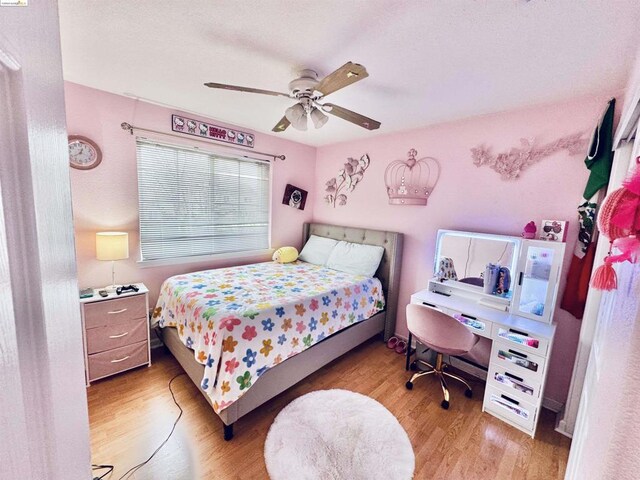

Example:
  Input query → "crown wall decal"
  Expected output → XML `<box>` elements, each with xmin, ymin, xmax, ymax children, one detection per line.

<box><xmin>384</xmin><ymin>149</ymin><xmax>440</xmax><ymax>206</ymax></box>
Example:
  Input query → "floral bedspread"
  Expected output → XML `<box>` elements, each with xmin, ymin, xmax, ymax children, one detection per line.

<box><xmin>154</xmin><ymin>261</ymin><xmax>385</xmax><ymax>413</ymax></box>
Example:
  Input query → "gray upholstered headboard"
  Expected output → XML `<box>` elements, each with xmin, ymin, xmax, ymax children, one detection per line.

<box><xmin>303</xmin><ymin>222</ymin><xmax>404</xmax><ymax>342</ymax></box>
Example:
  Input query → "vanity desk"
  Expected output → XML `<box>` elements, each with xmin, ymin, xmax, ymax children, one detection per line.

<box><xmin>408</xmin><ymin>230</ymin><xmax>565</xmax><ymax>438</ymax></box>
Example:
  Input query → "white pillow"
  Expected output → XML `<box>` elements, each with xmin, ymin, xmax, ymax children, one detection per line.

<box><xmin>326</xmin><ymin>241</ymin><xmax>384</xmax><ymax>277</ymax></box>
<box><xmin>298</xmin><ymin>235</ymin><xmax>339</xmax><ymax>266</ymax></box>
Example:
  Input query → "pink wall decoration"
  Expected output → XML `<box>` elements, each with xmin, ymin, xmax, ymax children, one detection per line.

<box><xmin>312</xmin><ymin>91</ymin><xmax>620</xmax><ymax>405</ymax></box>
<box><xmin>385</xmin><ymin>148</ymin><xmax>440</xmax><ymax>205</ymax></box>
<box><xmin>324</xmin><ymin>154</ymin><xmax>370</xmax><ymax>207</ymax></box>
<box><xmin>471</xmin><ymin>133</ymin><xmax>588</xmax><ymax>180</ymax></box>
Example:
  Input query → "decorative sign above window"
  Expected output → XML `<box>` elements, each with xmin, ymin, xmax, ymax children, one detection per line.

<box><xmin>470</xmin><ymin>133</ymin><xmax>587</xmax><ymax>180</ymax></box>
<box><xmin>384</xmin><ymin>149</ymin><xmax>440</xmax><ymax>206</ymax></box>
<box><xmin>171</xmin><ymin>114</ymin><xmax>255</xmax><ymax>148</ymax></box>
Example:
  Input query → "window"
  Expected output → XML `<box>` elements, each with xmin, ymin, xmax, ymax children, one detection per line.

<box><xmin>136</xmin><ymin>139</ymin><xmax>270</xmax><ymax>262</ymax></box>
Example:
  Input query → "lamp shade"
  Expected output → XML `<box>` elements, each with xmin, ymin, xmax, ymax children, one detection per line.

<box><xmin>310</xmin><ymin>107</ymin><xmax>328</xmax><ymax>129</ymax></box>
<box><xmin>96</xmin><ymin>232</ymin><xmax>129</xmax><ymax>261</ymax></box>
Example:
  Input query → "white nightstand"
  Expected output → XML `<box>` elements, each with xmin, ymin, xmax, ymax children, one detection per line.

<box><xmin>79</xmin><ymin>283</ymin><xmax>150</xmax><ymax>385</ymax></box>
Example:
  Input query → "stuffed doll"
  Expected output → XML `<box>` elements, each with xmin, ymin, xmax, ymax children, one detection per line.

<box><xmin>272</xmin><ymin>246</ymin><xmax>299</xmax><ymax>263</ymax></box>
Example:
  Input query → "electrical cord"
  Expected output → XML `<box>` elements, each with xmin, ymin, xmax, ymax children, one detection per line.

<box><xmin>115</xmin><ymin>372</ymin><xmax>186</xmax><ymax>480</ymax></box>
<box><xmin>92</xmin><ymin>464</ymin><xmax>114</xmax><ymax>480</ymax></box>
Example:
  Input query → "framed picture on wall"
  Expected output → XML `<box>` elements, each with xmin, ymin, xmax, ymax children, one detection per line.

<box><xmin>282</xmin><ymin>184</ymin><xmax>308</xmax><ymax>210</ymax></box>
<box><xmin>540</xmin><ymin>220</ymin><xmax>568</xmax><ymax>242</ymax></box>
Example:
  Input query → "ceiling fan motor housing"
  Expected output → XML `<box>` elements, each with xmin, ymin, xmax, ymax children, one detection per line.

<box><xmin>288</xmin><ymin>69</ymin><xmax>320</xmax><ymax>98</ymax></box>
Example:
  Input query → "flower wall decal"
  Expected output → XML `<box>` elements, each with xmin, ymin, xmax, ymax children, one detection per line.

<box><xmin>324</xmin><ymin>154</ymin><xmax>371</xmax><ymax>207</ymax></box>
<box><xmin>471</xmin><ymin>133</ymin><xmax>588</xmax><ymax>180</ymax></box>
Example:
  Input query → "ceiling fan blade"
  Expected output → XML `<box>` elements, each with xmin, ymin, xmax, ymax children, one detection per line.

<box><xmin>315</xmin><ymin>62</ymin><xmax>369</xmax><ymax>97</ymax></box>
<box><xmin>272</xmin><ymin>116</ymin><xmax>291</xmax><ymax>133</ymax></box>
<box><xmin>323</xmin><ymin>103</ymin><xmax>380</xmax><ymax>130</ymax></box>
<box><xmin>204</xmin><ymin>82</ymin><xmax>290</xmax><ymax>98</ymax></box>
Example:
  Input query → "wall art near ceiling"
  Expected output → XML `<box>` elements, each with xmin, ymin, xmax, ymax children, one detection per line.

<box><xmin>471</xmin><ymin>133</ymin><xmax>587</xmax><ymax>180</ymax></box>
<box><xmin>282</xmin><ymin>184</ymin><xmax>308</xmax><ymax>210</ymax></box>
<box><xmin>171</xmin><ymin>114</ymin><xmax>254</xmax><ymax>148</ymax></box>
<box><xmin>385</xmin><ymin>149</ymin><xmax>440</xmax><ymax>206</ymax></box>
<box><xmin>324</xmin><ymin>154</ymin><xmax>370</xmax><ymax>207</ymax></box>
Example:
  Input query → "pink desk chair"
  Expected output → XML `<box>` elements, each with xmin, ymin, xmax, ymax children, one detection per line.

<box><xmin>405</xmin><ymin>304</ymin><xmax>479</xmax><ymax>409</ymax></box>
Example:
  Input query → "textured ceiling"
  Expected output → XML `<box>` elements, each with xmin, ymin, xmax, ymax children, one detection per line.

<box><xmin>58</xmin><ymin>0</ymin><xmax>640</xmax><ymax>147</ymax></box>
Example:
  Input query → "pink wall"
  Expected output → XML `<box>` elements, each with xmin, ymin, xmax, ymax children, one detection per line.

<box><xmin>312</xmin><ymin>92</ymin><xmax>619</xmax><ymax>404</ymax></box>
<box><xmin>65</xmin><ymin>82</ymin><xmax>316</xmax><ymax>305</ymax></box>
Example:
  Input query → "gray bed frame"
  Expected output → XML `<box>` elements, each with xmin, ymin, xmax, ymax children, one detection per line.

<box><xmin>160</xmin><ymin>222</ymin><xmax>403</xmax><ymax>440</ymax></box>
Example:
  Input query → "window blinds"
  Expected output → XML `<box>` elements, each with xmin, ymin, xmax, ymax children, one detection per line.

<box><xmin>136</xmin><ymin>139</ymin><xmax>270</xmax><ymax>261</ymax></box>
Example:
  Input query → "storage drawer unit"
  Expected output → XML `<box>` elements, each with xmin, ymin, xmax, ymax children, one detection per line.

<box><xmin>411</xmin><ymin>288</ymin><xmax>556</xmax><ymax>438</ymax></box>
<box><xmin>80</xmin><ymin>284</ymin><xmax>150</xmax><ymax>385</ymax></box>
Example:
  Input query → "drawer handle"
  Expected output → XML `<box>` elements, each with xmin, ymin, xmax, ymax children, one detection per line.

<box><xmin>109</xmin><ymin>332</ymin><xmax>129</xmax><ymax>339</ymax></box>
<box><xmin>461</xmin><ymin>313</ymin><xmax>477</xmax><ymax>320</ymax></box>
<box><xmin>504</xmin><ymin>372</ymin><xmax>524</xmax><ymax>382</ymax></box>
<box><xmin>501</xmin><ymin>394</ymin><xmax>520</xmax><ymax>405</ymax></box>
<box><xmin>422</xmin><ymin>302</ymin><xmax>436</xmax><ymax>308</ymax></box>
<box><xmin>508</xmin><ymin>349</ymin><xmax>527</xmax><ymax>359</ymax></box>
<box><xmin>108</xmin><ymin>308</ymin><xmax>128</xmax><ymax>315</ymax></box>
<box><xmin>110</xmin><ymin>355</ymin><xmax>130</xmax><ymax>363</ymax></box>
<box><xmin>509</xmin><ymin>328</ymin><xmax>529</xmax><ymax>337</ymax></box>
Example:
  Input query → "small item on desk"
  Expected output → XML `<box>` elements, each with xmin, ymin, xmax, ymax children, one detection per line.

<box><xmin>521</xmin><ymin>221</ymin><xmax>537</xmax><ymax>239</ymax></box>
<box><xmin>483</xmin><ymin>263</ymin><xmax>500</xmax><ymax>294</ymax></box>
<box><xmin>79</xmin><ymin>287</ymin><xmax>94</xmax><ymax>299</ymax></box>
<box><xmin>495</xmin><ymin>267</ymin><xmax>511</xmax><ymax>295</ymax></box>
<box><xmin>116</xmin><ymin>284</ymin><xmax>139</xmax><ymax>295</ymax></box>
<box><xmin>98</xmin><ymin>290</ymin><xmax>108</xmax><ymax>298</ymax></box>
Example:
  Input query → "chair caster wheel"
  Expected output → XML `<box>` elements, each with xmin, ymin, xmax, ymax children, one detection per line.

<box><xmin>410</xmin><ymin>361</ymin><xmax>418</xmax><ymax>371</ymax></box>
<box><xmin>441</xmin><ymin>400</ymin><xmax>449</xmax><ymax>410</ymax></box>
<box><xmin>465</xmin><ymin>389</ymin><xmax>473</xmax><ymax>398</ymax></box>
<box><xmin>405</xmin><ymin>381</ymin><xmax>413</xmax><ymax>390</ymax></box>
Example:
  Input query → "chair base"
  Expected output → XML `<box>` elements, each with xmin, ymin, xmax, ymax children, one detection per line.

<box><xmin>405</xmin><ymin>353</ymin><xmax>473</xmax><ymax>409</ymax></box>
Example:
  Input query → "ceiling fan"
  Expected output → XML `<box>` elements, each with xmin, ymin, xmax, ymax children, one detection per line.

<box><xmin>204</xmin><ymin>62</ymin><xmax>381</xmax><ymax>133</ymax></box>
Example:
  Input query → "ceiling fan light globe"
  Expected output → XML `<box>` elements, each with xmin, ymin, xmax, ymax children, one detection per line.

<box><xmin>292</xmin><ymin>115</ymin><xmax>308</xmax><ymax>131</ymax></box>
<box><xmin>310</xmin><ymin>108</ymin><xmax>329</xmax><ymax>129</ymax></box>
<box><xmin>285</xmin><ymin>103</ymin><xmax>306</xmax><ymax>124</ymax></box>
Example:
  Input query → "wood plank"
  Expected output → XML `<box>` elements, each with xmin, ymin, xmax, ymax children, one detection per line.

<box><xmin>87</xmin><ymin>339</ymin><xmax>570</xmax><ymax>479</ymax></box>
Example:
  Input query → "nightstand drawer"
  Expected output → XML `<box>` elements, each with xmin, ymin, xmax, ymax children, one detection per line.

<box><xmin>88</xmin><ymin>340</ymin><xmax>148</xmax><ymax>382</ymax></box>
<box><xmin>84</xmin><ymin>295</ymin><xmax>146</xmax><ymax>329</ymax></box>
<box><xmin>86</xmin><ymin>318</ymin><xmax>148</xmax><ymax>354</ymax></box>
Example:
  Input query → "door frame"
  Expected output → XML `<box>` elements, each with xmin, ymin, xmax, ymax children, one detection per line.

<box><xmin>0</xmin><ymin>9</ymin><xmax>90</xmax><ymax>479</ymax></box>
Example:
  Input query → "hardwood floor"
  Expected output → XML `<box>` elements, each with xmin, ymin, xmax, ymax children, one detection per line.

<box><xmin>87</xmin><ymin>338</ymin><xmax>571</xmax><ymax>479</ymax></box>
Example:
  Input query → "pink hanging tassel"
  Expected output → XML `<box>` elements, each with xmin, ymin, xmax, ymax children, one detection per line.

<box><xmin>590</xmin><ymin>258</ymin><xmax>618</xmax><ymax>291</ymax></box>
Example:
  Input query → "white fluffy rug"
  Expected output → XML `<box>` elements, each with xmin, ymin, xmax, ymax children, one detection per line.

<box><xmin>264</xmin><ymin>389</ymin><xmax>415</xmax><ymax>480</ymax></box>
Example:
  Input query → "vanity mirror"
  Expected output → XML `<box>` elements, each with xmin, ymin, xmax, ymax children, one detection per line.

<box><xmin>434</xmin><ymin>230</ymin><xmax>521</xmax><ymax>299</ymax></box>
<box><xmin>431</xmin><ymin>229</ymin><xmax>565</xmax><ymax>324</ymax></box>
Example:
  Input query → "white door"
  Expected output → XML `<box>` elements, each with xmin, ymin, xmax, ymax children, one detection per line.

<box><xmin>511</xmin><ymin>240</ymin><xmax>565</xmax><ymax>324</ymax></box>
<box><xmin>0</xmin><ymin>5</ymin><xmax>90</xmax><ymax>480</ymax></box>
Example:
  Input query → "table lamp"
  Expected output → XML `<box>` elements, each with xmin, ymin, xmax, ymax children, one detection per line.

<box><xmin>96</xmin><ymin>231</ymin><xmax>129</xmax><ymax>291</ymax></box>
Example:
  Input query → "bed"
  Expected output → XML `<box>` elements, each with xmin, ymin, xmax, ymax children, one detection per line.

<box><xmin>156</xmin><ymin>222</ymin><xmax>403</xmax><ymax>440</ymax></box>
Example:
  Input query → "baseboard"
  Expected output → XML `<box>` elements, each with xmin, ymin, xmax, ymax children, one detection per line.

<box><xmin>542</xmin><ymin>396</ymin><xmax>564</xmax><ymax>413</ymax></box>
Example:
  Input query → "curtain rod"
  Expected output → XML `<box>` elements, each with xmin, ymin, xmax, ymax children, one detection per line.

<box><xmin>120</xmin><ymin>122</ymin><xmax>285</xmax><ymax>161</ymax></box>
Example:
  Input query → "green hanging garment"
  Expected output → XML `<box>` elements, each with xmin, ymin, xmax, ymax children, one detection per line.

<box><xmin>561</xmin><ymin>99</ymin><xmax>615</xmax><ymax>319</ymax></box>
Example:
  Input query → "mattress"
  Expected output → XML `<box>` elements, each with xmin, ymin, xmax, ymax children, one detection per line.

<box><xmin>153</xmin><ymin>261</ymin><xmax>385</xmax><ymax>412</ymax></box>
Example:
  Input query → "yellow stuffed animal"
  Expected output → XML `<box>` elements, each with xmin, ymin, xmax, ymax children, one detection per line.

<box><xmin>272</xmin><ymin>246</ymin><xmax>299</xmax><ymax>263</ymax></box>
